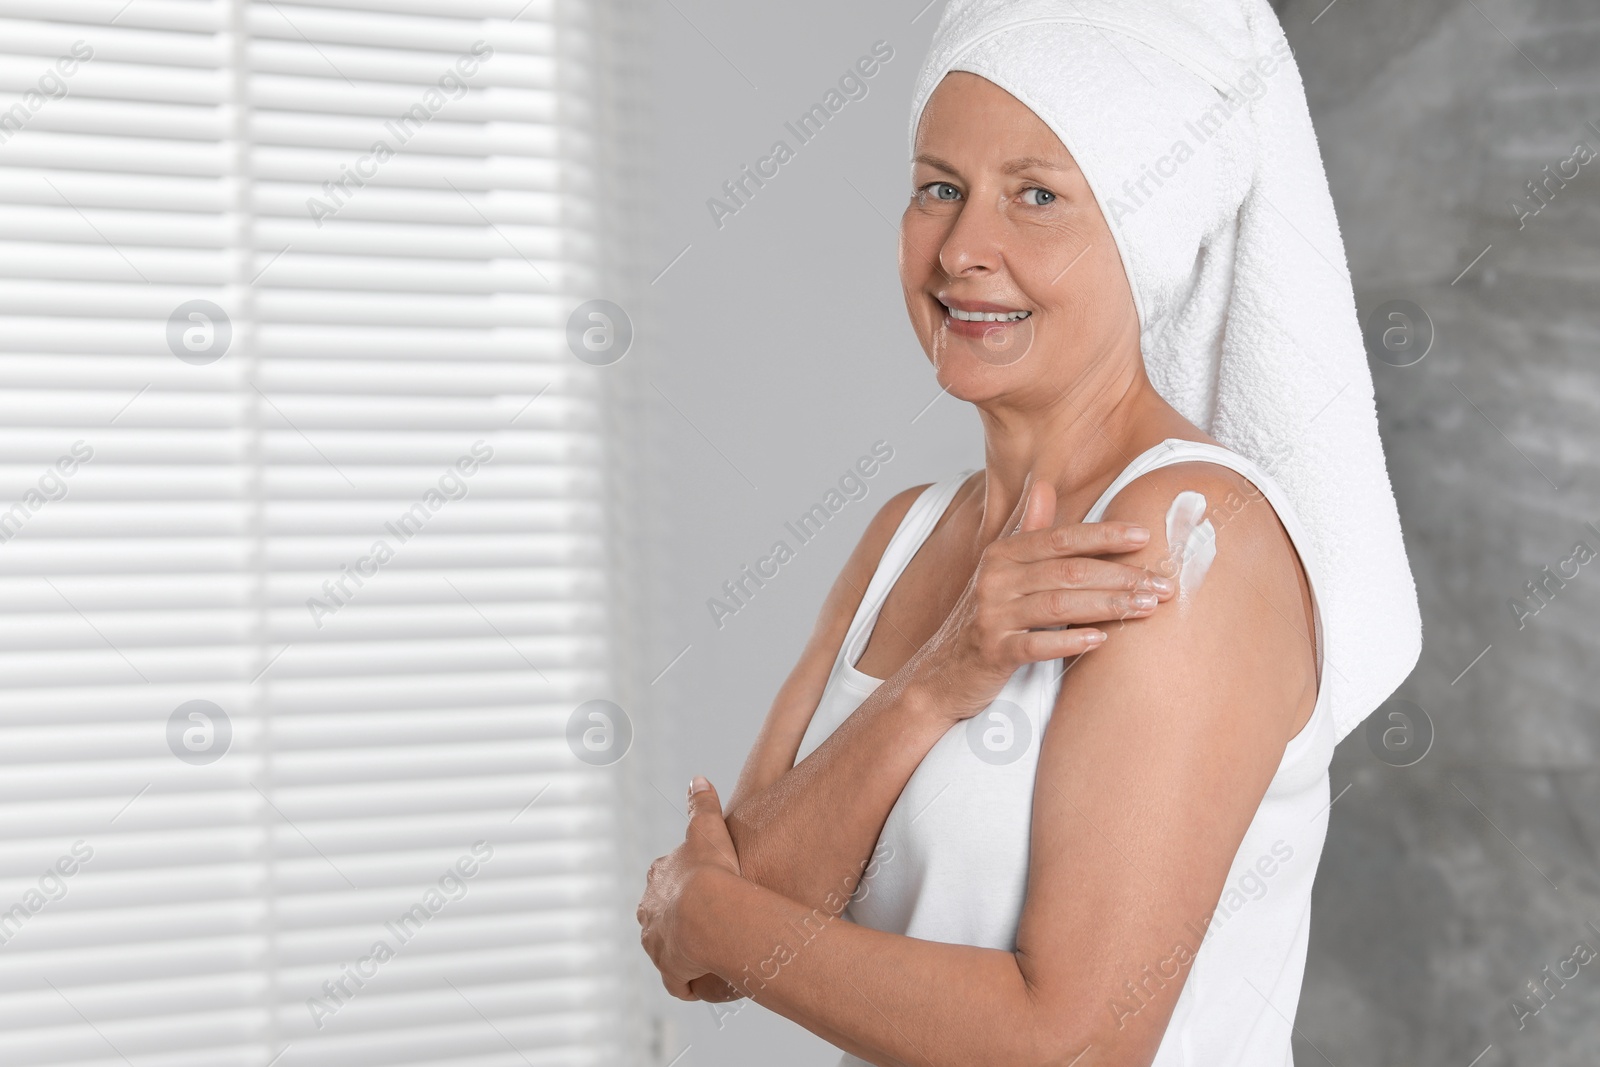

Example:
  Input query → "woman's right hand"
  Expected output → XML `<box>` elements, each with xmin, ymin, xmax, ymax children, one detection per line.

<box><xmin>904</xmin><ymin>472</ymin><xmax>1175</xmax><ymax>723</ymax></box>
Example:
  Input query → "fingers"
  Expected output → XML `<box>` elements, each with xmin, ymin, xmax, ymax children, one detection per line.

<box><xmin>689</xmin><ymin>973</ymin><xmax>745</xmax><ymax>1003</ymax></box>
<box><xmin>686</xmin><ymin>775</ymin><xmax>720</xmax><ymax>817</ymax></box>
<box><xmin>685</xmin><ymin>776</ymin><xmax>740</xmax><ymax>871</ymax></box>
<box><xmin>1008</xmin><ymin>586</ymin><xmax>1161</xmax><ymax>630</ymax></box>
<box><xmin>1006</xmin><ymin>473</ymin><xmax>1057</xmax><ymax>538</ymax></box>
<box><xmin>1003</xmin><ymin>519</ymin><xmax>1154</xmax><ymax>564</ymax></box>
<box><xmin>1000</xmin><ymin>472</ymin><xmax>1034</xmax><ymax>538</ymax></box>
<box><xmin>1005</xmin><ymin>625</ymin><xmax>1110</xmax><ymax>663</ymax></box>
<box><xmin>1017</xmin><ymin>555</ymin><xmax>1175</xmax><ymax>599</ymax></box>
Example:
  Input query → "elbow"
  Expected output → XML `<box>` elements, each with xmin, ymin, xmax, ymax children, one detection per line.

<box><xmin>1020</xmin><ymin>1024</ymin><xmax>1093</xmax><ymax>1067</ymax></box>
<box><xmin>1021</xmin><ymin>1031</ymin><xmax>1148</xmax><ymax>1067</ymax></box>
<box><xmin>1018</xmin><ymin>1033</ymin><xmax>1120</xmax><ymax>1067</ymax></box>
<box><xmin>1010</xmin><ymin>979</ymin><xmax>1084</xmax><ymax>1067</ymax></box>
<box><xmin>1013</xmin><ymin>983</ymin><xmax>1131</xmax><ymax>1067</ymax></box>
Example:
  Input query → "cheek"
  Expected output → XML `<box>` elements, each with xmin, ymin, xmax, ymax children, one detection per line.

<box><xmin>899</xmin><ymin>212</ymin><xmax>944</xmax><ymax>272</ymax></box>
<box><xmin>903</xmin><ymin>290</ymin><xmax>935</xmax><ymax>338</ymax></box>
<box><xmin>899</xmin><ymin>220</ymin><xmax>946</xmax><ymax>317</ymax></box>
<box><xmin>1032</xmin><ymin>240</ymin><xmax>1132</xmax><ymax>325</ymax></box>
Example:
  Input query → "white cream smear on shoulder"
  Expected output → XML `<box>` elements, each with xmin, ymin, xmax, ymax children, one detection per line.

<box><xmin>1164</xmin><ymin>491</ymin><xmax>1217</xmax><ymax>604</ymax></box>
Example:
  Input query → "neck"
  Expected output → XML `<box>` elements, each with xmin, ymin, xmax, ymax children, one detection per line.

<box><xmin>970</xmin><ymin>355</ymin><xmax>1165</xmax><ymax>546</ymax></box>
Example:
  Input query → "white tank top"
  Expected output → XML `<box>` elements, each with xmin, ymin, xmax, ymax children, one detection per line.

<box><xmin>794</xmin><ymin>438</ymin><xmax>1335</xmax><ymax>1067</ymax></box>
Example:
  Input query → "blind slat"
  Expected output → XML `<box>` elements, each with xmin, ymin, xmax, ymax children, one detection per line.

<box><xmin>0</xmin><ymin>1</ymin><xmax>628</xmax><ymax>1063</ymax></box>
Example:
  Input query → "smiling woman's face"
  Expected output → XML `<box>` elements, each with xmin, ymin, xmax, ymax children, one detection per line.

<box><xmin>901</xmin><ymin>71</ymin><xmax>1141</xmax><ymax>402</ymax></box>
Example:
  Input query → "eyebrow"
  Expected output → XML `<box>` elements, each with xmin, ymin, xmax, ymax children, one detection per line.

<box><xmin>913</xmin><ymin>153</ymin><xmax>1070</xmax><ymax>177</ymax></box>
<box><xmin>1001</xmin><ymin>155</ymin><xmax>1068</xmax><ymax>175</ymax></box>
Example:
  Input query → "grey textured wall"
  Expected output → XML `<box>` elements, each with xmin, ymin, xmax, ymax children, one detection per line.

<box><xmin>642</xmin><ymin>1</ymin><xmax>1600</xmax><ymax>1065</ymax></box>
<box><xmin>1283</xmin><ymin>0</ymin><xmax>1600</xmax><ymax>1064</ymax></box>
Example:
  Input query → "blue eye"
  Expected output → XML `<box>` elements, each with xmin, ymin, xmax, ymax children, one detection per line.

<box><xmin>920</xmin><ymin>181</ymin><xmax>960</xmax><ymax>201</ymax></box>
<box><xmin>1021</xmin><ymin>187</ymin><xmax>1056</xmax><ymax>206</ymax></box>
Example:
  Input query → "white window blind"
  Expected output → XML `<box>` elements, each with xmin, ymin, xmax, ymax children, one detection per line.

<box><xmin>0</xmin><ymin>1</ymin><xmax>643</xmax><ymax>1064</ymax></box>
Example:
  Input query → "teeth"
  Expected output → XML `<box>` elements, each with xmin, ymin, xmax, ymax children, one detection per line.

<box><xmin>944</xmin><ymin>305</ymin><xmax>1031</xmax><ymax>322</ymax></box>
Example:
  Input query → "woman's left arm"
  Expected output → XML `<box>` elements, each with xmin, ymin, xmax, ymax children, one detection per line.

<box><xmin>642</xmin><ymin>466</ymin><xmax>1319</xmax><ymax>1067</ymax></box>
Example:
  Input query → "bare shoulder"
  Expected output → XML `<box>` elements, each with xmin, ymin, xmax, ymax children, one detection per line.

<box><xmin>1103</xmin><ymin>460</ymin><xmax>1299</xmax><ymax>584</ymax></box>
<box><xmin>1068</xmin><ymin>458</ymin><xmax>1318</xmax><ymax>745</ymax></box>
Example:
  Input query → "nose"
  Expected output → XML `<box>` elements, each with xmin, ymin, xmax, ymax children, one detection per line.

<box><xmin>937</xmin><ymin>189</ymin><xmax>1006</xmax><ymax>278</ymax></box>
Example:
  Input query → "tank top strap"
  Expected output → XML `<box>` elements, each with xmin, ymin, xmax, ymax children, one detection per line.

<box><xmin>1081</xmin><ymin>438</ymin><xmax>1326</xmax><ymax>694</ymax></box>
<box><xmin>834</xmin><ymin>468</ymin><xmax>978</xmax><ymax>676</ymax></box>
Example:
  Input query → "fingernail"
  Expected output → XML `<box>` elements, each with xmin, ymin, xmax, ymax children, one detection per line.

<box><xmin>1143</xmin><ymin>576</ymin><xmax>1174</xmax><ymax>593</ymax></box>
<box><xmin>1133</xmin><ymin>592</ymin><xmax>1157</xmax><ymax>609</ymax></box>
<box><xmin>1085</xmin><ymin>629</ymin><xmax>1107</xmax><ymax>644</ymax></box>
<box><xmin>689</xmin><ymin>775</ymin><xmax>710</xmax><ymax>796</ymax></box>
<box><xmin>1127</xmin><ymin>526</ymin><xmax>1150</xmax><ymax>543</ymax></box>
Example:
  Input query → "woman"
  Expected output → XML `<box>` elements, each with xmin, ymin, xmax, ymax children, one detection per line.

<box><xmin>639</xmin><ymin>1</ymin><xmax>1422</xmax><ymax>1064</ymax></box>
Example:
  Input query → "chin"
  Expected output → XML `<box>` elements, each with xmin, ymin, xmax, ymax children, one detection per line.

<box><xmin>928</xmin><ymin>349</ymin><xmax>1025</xmax><ymax>403</ymax></box>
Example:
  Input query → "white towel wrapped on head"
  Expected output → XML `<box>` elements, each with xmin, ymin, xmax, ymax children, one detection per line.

<box><xmin>909</xmin><ymin>0</ymin><xmax>1423</xmax><ymax>743</ymax></box>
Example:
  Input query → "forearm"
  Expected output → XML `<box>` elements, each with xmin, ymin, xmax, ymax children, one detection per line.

<box><xmin>723</xmin><ymin>671</ymin><xmax>952</xmax><ymax>914</ymax></box>
<box><xmin>686</xmin><ymin>866</ymin><xmax>1063</xmax><ymax>1067</ymax></box>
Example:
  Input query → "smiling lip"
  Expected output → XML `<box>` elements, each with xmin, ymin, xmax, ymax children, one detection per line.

<box><xmin>935</xmin><ymin>295</ymin><xmax>1032</xmax><ymax>339</ymax></box>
